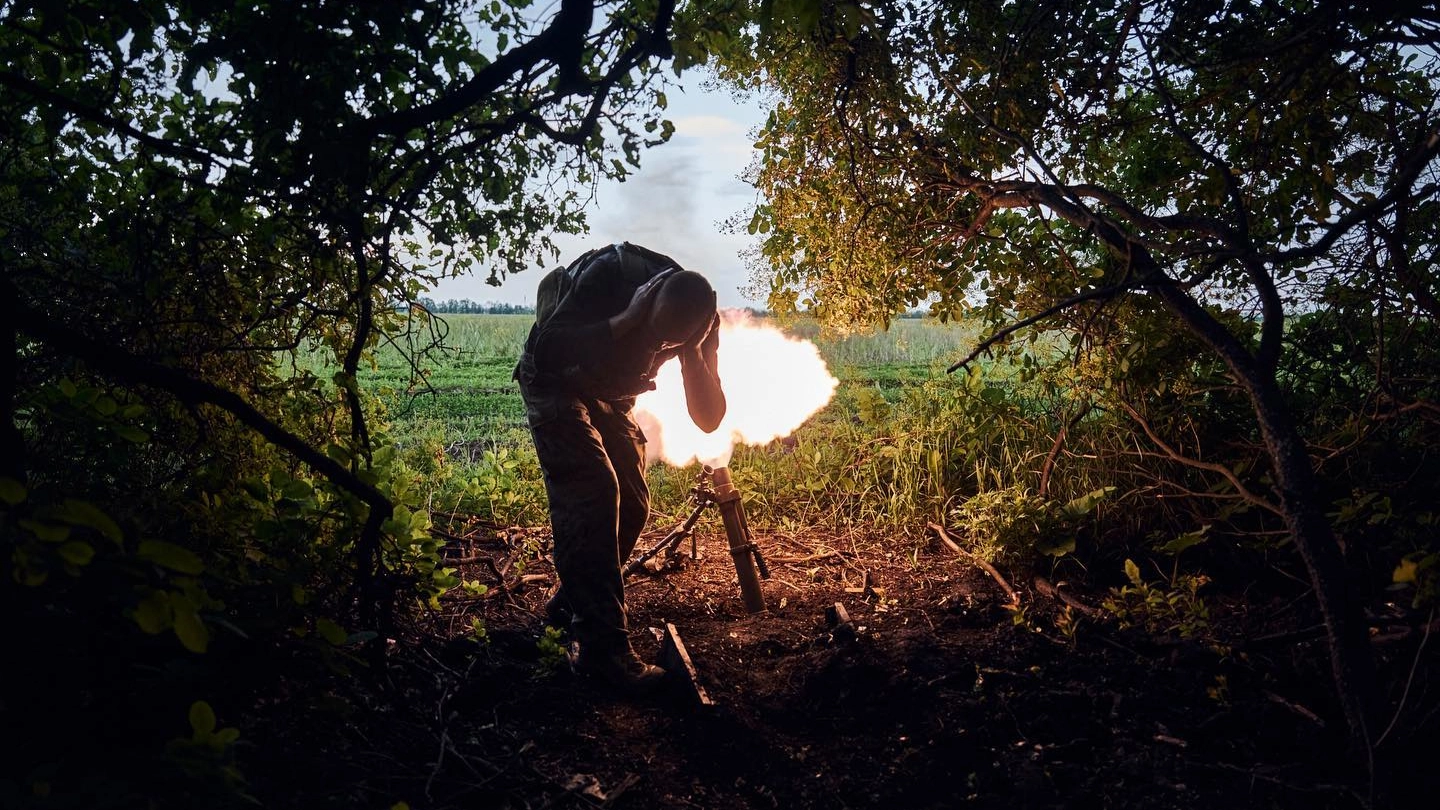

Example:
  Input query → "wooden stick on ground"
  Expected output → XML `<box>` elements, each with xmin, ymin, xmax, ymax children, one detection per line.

<box><xmin>1033</xmin><ymin>575</ymin><xmax>1105</xmax><ymax>620</ymax></box>
<box><xmin>927</xmin><ymin>522</ymin><xmax>1020</xmax><ymax>606</ymax></box>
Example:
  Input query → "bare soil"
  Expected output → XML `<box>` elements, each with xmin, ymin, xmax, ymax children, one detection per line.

<box><xmin>245</xmin><ymin>520</ymin><xmax>1437</xmax><ymax>809</ymax></box>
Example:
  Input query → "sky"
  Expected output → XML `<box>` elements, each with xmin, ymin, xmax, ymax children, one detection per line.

<box><xmin>426</xmin><ymin>75</ymin><xmax>771</xmax><ymax>310</ymax></box>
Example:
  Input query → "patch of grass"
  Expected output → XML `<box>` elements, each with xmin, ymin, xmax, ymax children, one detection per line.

<box><xmin>360</xmin><ymin>315</ymin><xmax>533</xmax><ymax>452</ymax></box>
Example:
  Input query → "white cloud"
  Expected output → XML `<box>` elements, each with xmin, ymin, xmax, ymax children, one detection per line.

<box><xmin>425</xmin><ymin>74</ymin><xmax>769</xmax><ymax>309</ymax></box>
<box><xmin>673</xmin><ymin>114</ymin><xmax>746</xmax><ymax>139</ymax></box>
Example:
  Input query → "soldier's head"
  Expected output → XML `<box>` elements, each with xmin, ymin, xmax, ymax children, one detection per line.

<box><xmin>648</xmin><ymin>269</ymin><xmax>716</xmax><ymax>345</ymax></box>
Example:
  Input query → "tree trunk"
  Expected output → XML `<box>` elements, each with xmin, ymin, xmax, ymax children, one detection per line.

<box><xmin>1244</xmin><ymin>372</ymin><xmax>1377</xmax><ymax>752</ymax></box>
<box><xmin>1147</xmin><ymin>272</ymin><xmax>1378</xmax><ymax>766</ymax></box>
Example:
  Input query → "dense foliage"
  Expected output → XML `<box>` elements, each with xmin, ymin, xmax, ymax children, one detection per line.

<box><xmin>715</xmin><ymin>0</ymin><xmax>1440</xmax><ymax>772</ymax></box>
<box><xmin>0</xmin><ymin>0</ymin><xmax>692</xmax><ymax>803</ymax></box>
<box><xmin>6</xmin><ymin>0</ymin><xmax>1439</xmax><ymax>804</ymax></box>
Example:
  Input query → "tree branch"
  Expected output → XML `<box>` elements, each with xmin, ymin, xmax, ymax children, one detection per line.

<box><xmin>360</xmin><ymin>0</ymin><xmax>674</xmax><ymax>139</ymax></box>
<box><xmin>8</xmin><ymin>288</ymin><xmax>393</xmax><ymax>517</ymax></box>
<box><xmin>1272</xmin><ymin>124</ymin><xmax>1440</xmax><ymax>265</ymax></box>
<box><xmin>0</xmin><ymin>71</ymin><xmax>219</xmax><ymax>166</ymax></box>
<box><xmin>1117</xmin><ymin>400</ymin><xmax>1282</xmax><ymax>517</ymax></box>
<box><xmin>0</xmin><ymin>279</ymin><xmax>25</xmax><ymax>483</ymax></box>
<box><xmin>1136</xmin><ymin>26</ymin><xmax>1285</xmax><ymax>374</ymax></box>
<box><xmin>946</xmin><ymin>280</ymin><xmax>1133</xmax><ymax>373</ymax></box>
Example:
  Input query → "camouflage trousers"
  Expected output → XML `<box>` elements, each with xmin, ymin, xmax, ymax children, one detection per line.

<box><xmin>519</xmin><ymin>381</ymin><xmax>649</xmax><ymax>653</ymax></box>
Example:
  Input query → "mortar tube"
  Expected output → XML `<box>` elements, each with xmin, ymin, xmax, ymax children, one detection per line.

<box><xmin>710</xmin><ymin>466</ymin><xmax>767</xmax><ymax>614</ymax></box>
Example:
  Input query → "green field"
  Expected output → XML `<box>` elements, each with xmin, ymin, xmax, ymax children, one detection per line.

<box><xmin>360</xmin><ymin>313</ymin><xmax>982</xmax><ymax>457</ymax></box>
<box><xmin>349</xmin><ymin>313</ymin><xmax>996</xmax><ymax>529</ymax></box>
<box><xmin>366</xmin><ymin>314</ymin><xmax>536</xmax><ymax>459</ymax></box>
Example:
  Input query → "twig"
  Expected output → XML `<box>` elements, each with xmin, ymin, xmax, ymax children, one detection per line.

<box><xmin>1033</xmin><ymin>576</ymin><xmax>1104</xmax><ymax>619</ymax></box>
<box><xmin>1263</xmin><ymin>690</ymin><xmax>1326</xmax><ymax>728</ymax></box>
<box><xmin>425</xmin><ymin>726</ymin><xmax>452</xmax><ymax>801</ymax></box>
<box><xmin>945</xmin><ymin>280</ymin><xmax>1135</xmax><ymax>374</ymax></box>
<box><xmin>443</xmin><ymin>553</ymin><xmax>501</xmax><ymax>566</ymax></box>
<box><xmin>769</xmin><ymin>576</ymin><xmax>803</xmax><ymax>592</ymax></box>
<box><xmin>430</xmin><ymin>526</ymin><xmax>481</xmax><ymax>545</ymax></box>
<box><xmin>482</xmin><ymin>572</ymin><xmax>552</xmax><ymax>599</ymax></box>
<box><xmin>1376</xmin><ymin>606</ymin><xmax>1436</xmax><ymax>747</ymax></box>
<box><xmin>1118</xmin><ymin>400</ymin><xmax>1282</xmax><ymax>517</ymax></box>
<box><xmin>1239</xmin><ymin>624</ymin><xmax>1327</xmax><ymax>649</ymax></box>
<box><xmin>441</xmin><ymin>733</ymin><xmax>500</xmax><ymax>779</ymax></box>
<box><xmin>1201</xmin><ymin>760</ymin><xmax>1352</xmax><ymax>795</ymax></box>
<box><xmin>1369</xmin><ymin>614</ymin><xmax>1440</xmax><ymax>645</ymax></box>
<box><xmin>441</xmin><ymin>554</ymin><xmax>505</xmax><ymax>583</ymax></box>
<box><xmin>429</xmin><ymin>508</ymin><xmax>506</xmax><ymax>530</ymax></box>
<box><xmin>927</xmin><ymin>522</ymin><xmax>1020</xmax><ymax>606</ymax></box>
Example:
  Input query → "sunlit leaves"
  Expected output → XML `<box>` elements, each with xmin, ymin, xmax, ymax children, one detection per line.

<box><xmin>315</xmin><ymin>617</ymin><xmax>349</xmax><ymax>646</ymax></box>
<box><xmin>186</xmin><ymin>700</ymin><xmax>240</xmax><ymax>749</ymax></box>
<box><xmin>722</xmin><ymin>0</ymin><xmax>1439</xmax><ymax>344</ymax></box>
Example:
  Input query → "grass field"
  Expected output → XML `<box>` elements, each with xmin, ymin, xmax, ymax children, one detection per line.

<box><xmin>359</xmin><ymin>313</ymin><xmax>984</xmax><ymax>463</ymax></box>
<box><xmin>336</xmin><ymin>312</ymin><xmax>1004</xmax><ymax>529</ymax></box>
<box><xmin>366</xmin><ymin>313</ymin><xmax>536</xmax><ymax>460</ymax></box>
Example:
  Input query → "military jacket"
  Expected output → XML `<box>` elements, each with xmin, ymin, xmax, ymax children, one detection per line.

<box><xmin>514</xmin><ymin>242</ymin><xmax>689</xmax><ymax>402</ymax></box>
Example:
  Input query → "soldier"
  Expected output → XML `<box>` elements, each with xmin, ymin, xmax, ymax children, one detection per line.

<box><xmin>514</xmin><ymin>242</ymin><xmax>725</xmax><ymax>692</ymax></box>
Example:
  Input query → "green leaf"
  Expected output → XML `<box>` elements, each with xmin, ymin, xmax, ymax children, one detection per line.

<box><xmin>58</xmin><ymin>378</ymin><xmax>77</xmax><ymax>398</ymax></box>
<box><xmin>0</xmin><ymin>477</ymin><xmax>26</xmax><ymax>505</ymax></box>
<box><xmin>316</xmin><ymin>617</ymin><xmax>348</xmax><ymax>645</ymax></box>
<box><xmin>133</xmin><ymin>591</ymin><xmax>172</xmax><ymax>634</ymax></box>
<box><xmin>240</xmin><ymin>477</ymin><xmax>269</xmax><ymax>500</ymax></box>
<box><xmin>57</xmin><ymin>541</ymin><xmax>95</xmax><ymax>566</ymax></box>
<box><xmin>280</xmin><ymin>479</ymin><xmax>314</xmax><ymax>500</ymax></box>
<box><xmin>56</xmin><ymin>499</ymin><xmax>123</xmax><ymax>544</ymax></box>
<box><xmin>1036</xmin><ymin>535</ymin><xmax>1076</xmax><ymax>557</ymax></box>
<box><xmin>173</xmin><ymin>600</ymin><xmax>210</xmax><ymax>653</ymax></box>
<box><xmin>189</xmin><ymin>700</ymin><xmax>217</xmax><ymax>739</ymax></box>
<box><xmin>1158</xmin><ymin>526</ymin><xmax>1211</xmax><ymax>555</ymax></box>
<box><xmin>20</xmin><ymin>519</ymin><xmax>70</xmax><ymax>543</ymax></box>
<box><xmin>114</xmin><ymin>425</ymin><xmax>150</xmax><ymax>444</ymax></box>
<box><xmin>1062</xmin><ymin>486</ymin><xmax>1116</xmax><ymax>518</ymax></box>
<box><xmin>138</xmin><ymin>540</ymin><xmax>204</xmax><ymax>574</ymax></box>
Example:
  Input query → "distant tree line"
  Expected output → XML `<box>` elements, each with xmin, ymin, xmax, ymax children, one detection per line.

<box><xmin>415</xmin><ymin>297</ymin><xmax>536</xmax><ymax>315</ymax></box>
<box><xmin>408</xmin><ymin>300</ymin><xmax>834</xmax><ymax>319</ymax></box>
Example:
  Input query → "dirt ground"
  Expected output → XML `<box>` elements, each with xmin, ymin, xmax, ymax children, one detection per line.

<box><xmin>246</xmin><ymin>517</ymin><xmax>1437</xmax><ymax>810</ymax></box>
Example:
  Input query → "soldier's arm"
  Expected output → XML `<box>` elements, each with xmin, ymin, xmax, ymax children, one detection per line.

<box><xmin>679</xmin><ymin>313</ymin><xmax>725</xmax><ymax>432</ymax></box>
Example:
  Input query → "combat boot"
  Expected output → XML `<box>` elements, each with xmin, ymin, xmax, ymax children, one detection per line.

<box><xmin>543</xmin><ymin>591</ymin><xmax>574</xmax><ymax>629</ymax></box>
<box><xmin>572</xmin><ymin>643</ymin><xmax>667</xmax><ymax>694</ymax></box>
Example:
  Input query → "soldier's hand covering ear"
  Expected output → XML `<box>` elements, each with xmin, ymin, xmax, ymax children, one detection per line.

<box><xmin>686</xmin><ymin>310</ymin><xmax>720</xmax><ymax>358</ymax></box>
<box><xmin>628</xmin><ymin>268</ymin><xmax>677</xmax><ymax>316</ymax></box>
<box><xmin>610</xmin><ymin>267</ymin><xmax>678</xmax><ymax>339</ymax></box>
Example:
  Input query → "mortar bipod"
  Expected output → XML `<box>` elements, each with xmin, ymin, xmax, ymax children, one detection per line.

<box><xmin>621</xmin><ymin>464</ymin><xmax>769</xmax><ymax>614</ymax></box>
